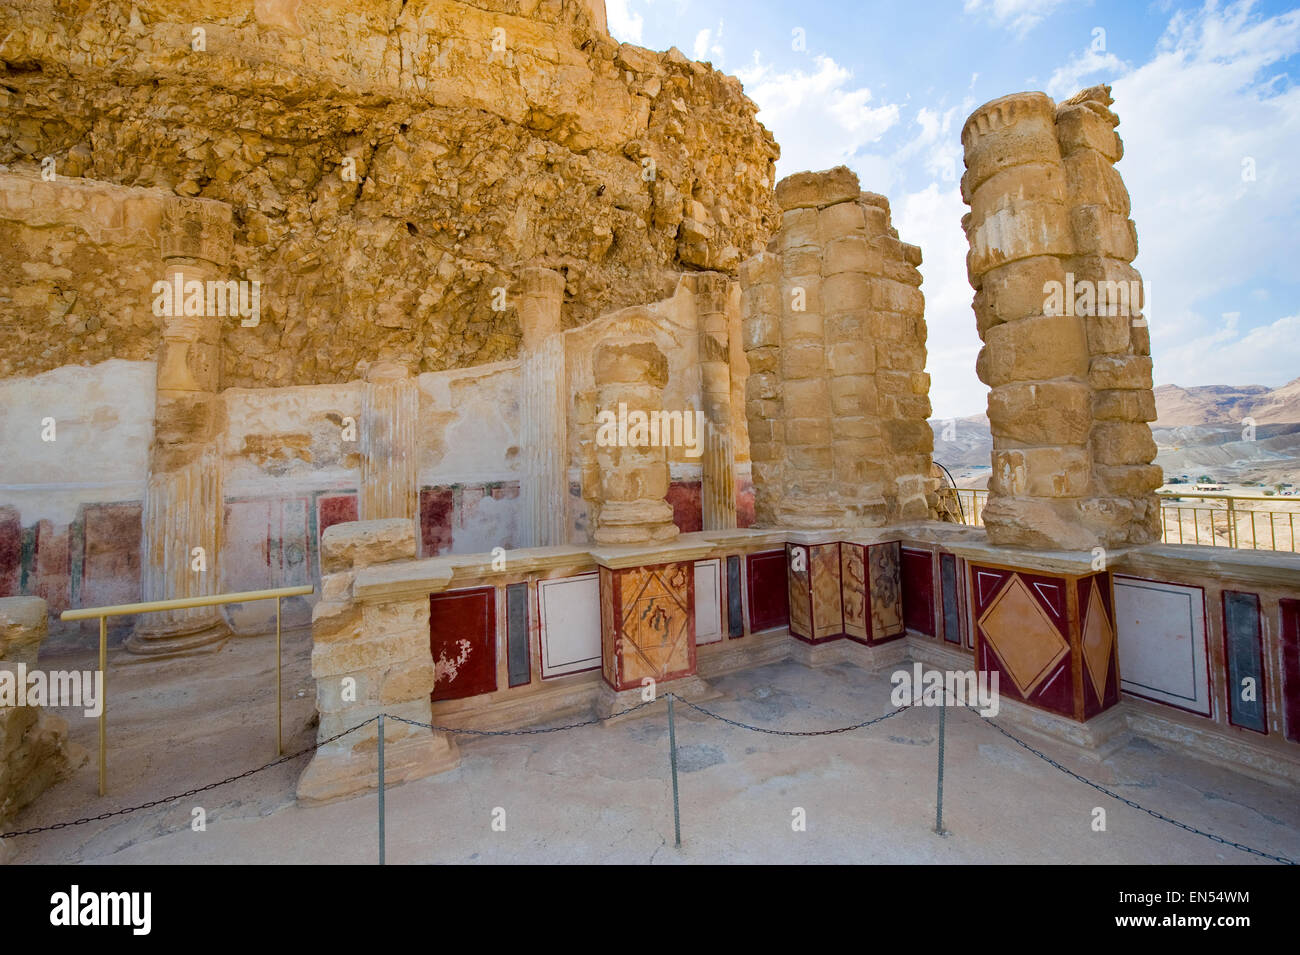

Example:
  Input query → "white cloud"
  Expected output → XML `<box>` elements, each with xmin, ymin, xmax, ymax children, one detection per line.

<box><xmin>736</xmin><ymin>54</ymin><xmax>901</xmax><ymax>176</ymax></box>
<box><xmin>693</xmin><ymin>28</ymin><xmax>711</xmax><ymax>60</ymax></box>
<box><xmin>1155</xmin><ymin>314</ymin><xmax>1300</xmax><ymax>386</ymax></box>
<box><xmin>1112</xmin><ymin>1</ymin><xmax>1300</xmax><ymax>385</ymax></box>
<box><xmin>1046</xmin><ymin>48</ymin><xmax>1128</xmax><ymax>98</ymax></box>
<box><xmin>963</xmin><ymin>0</ymin><xmax>1069</xmax><ymax>35</ymax></box>
<box><xmin>692</xmin><ymin>20</ymin><xmax>725</xmax><ymax>65</ymax></box>
<box><xmin>605</xmin><ymin>0</ymin><xmax>644</xmax><ymax>44</ymax></box>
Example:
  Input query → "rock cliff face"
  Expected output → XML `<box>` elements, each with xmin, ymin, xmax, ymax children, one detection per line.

<box><xmin>0</xmin><ymin>0</ymin><xmax>779</xmax><ymax>386</ymax></box>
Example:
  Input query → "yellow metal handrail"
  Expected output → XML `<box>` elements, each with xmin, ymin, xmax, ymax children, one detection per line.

<box><xmin>936</xmin><ymin>486</ymin><xmax>1297</xmax><ymax>553</ymax></box>
<box><xmin>60</xmin><ymin>584</ymin><xmax>315</xmax><ymax>796</ymax></box>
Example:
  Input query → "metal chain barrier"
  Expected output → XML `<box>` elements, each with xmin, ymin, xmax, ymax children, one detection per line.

<box><xmin>973</xmin><ymin>711</ymin><xmax>1296</xmax><ymax>866</ymax></box>
<box><xmin>668</xmin><ymin>692</ymin><xmax>921</xmax><ymax>735</ymax></box>
<box><xmin>385</xmin><ymin>695</ymin><xmax>662</xmax><ymax>736</ymax></box>
<box><xmin>7</xmin><ymin>689</ymin><xmax>1293</xmax><ymax>867</ymax></box>
<box><xmin>0</xmin><ymin>716</ymin><xmax>380</xmax><ymax>840</ymax></box>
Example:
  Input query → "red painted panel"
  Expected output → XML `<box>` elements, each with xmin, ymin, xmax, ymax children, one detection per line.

<box><xmin>0</xmin><ymin>506</ymin><xmax>21</xmax><ymax>597</ymax></box>
<box><xmin>746</xmin><ymin>550</ymin><xmax>789</xmax><ymax>633</ymax></box>
<box><xmin>81</xmin><ymin>503</ymin><xmax>142</xmax><ymax>609</ymax></box>
<box><xmin>317</xmin><ymin>494</ymin><xmax>357</xmax><ymax>537</ymax></box>
<box><xmin>667</xmin><ymin>480</ymin><xmax>703</xmax><ymax>533</ymax></box>
<box><xmin>430</xmin><ymin>587</ymin><xmax>497</xmax><ymax>701</ymax></box>
<box><xmin>31</xmin><ymin>520</ymin><xmax>70</xmax><ymax>613</ymax></box>
<box><xmin>736</xmin><ymin>480</ymin><xmax>756</xmax><ymax>529</ymax></box>
<box><xmin>1282</xmin><ymin>599</ymin><xmax>1300</xmax><ymax>744</ymax></box>
<box><xmin>419</xmin><ymin>486</ymin><xmax>455</xmax><ymax>557</ymax></box>
<box><xmin>901</xmin><ymin>547</ymin><xmax>935</xmax><ymax>637</ymax></box>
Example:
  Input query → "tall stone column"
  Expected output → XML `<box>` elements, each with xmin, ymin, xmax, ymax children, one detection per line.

<box><xmin>127</xmin><ymin>197</ymin><xmax>233</xmax><ymax>655</ymax></box>
<box><xmin>591</xmin><ymin>341</ymin><xmax>679</xmax><ymax>545</ymax></box>
<box><xmin>517</xmin><ymin>267</ymin><xmax>569</xmax><ymax>547</ymax></box>
<box><xmin>739</xmin><ymin>167</ymin><xmax>931</xmax><ymax>529</ymax></box>
<box><xmin>693</xmin><ymin>272</ymin><xmax>737</xmax><ymax>530</ymax></box>
<box><xmin>961</xmin><ymin>86</ymin><xmax>1160</xmax><ymax>550</ymax></box>
<box><xmin>962</xmin><ymin>92</ymin><xmax>1091</xmax><ymax>550</ymax></box>
<box><xmin>739</xmin><ymin>251</ymin><xmax>784</xmax><ymax>526</ymax></box>
<box><xmin>1058</xmin><ymin>86</ymin><xmax>1162</xmax><ymax>543</ymax></box>
<box><xmin>359</xmin><ymin>361</ymin><xmax>418</xmax><ymax>522</ymax></box>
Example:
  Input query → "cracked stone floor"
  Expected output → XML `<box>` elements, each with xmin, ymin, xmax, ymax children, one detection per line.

<box><xmin>6</xmin><ymin>627</ymin><xmax>1300</xmax><ymax>864</ymax></box>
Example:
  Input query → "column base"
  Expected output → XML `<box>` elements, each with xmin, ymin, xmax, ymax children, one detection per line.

<box><xmin>788</xmin><ymin>634</ymin><xmax>909</xmax><ymax>671</ymax></box>
<box><xmin>987</xmin><ymin>695</ymin><xmax>1131</xmax><ymax>763</ymax></box>
<box><xmin>123</xmin><ymin>615</ymin><xmax>231</xmax><ymax>658</ymax></box>
<box><xmin>596</xmin><ymin>675</ymin><xmax>720</xmax><ymax>724</ymax></box>
<box><xmin>296</xmin><ymin>729</ymin><xmax>460</xmax><ymax>806</ymax></box>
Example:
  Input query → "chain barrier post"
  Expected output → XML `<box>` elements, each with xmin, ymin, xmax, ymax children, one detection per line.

<box><xmin>668</xmin><ymin>693</ymin><xmax>681</xmax><ymax>848</ymax></box>
<box><xmin>378</xmin><ymin>713</ymin><xmax>386</xmax><ymax>866</ymax></box>
<box><xmin>934</xmin><ymin>691</ymin><xmax>947</xmax><ymax>836</ymax></box>
<box><xmin>98</xmin><ymin>615</ymin><xmax>107</xmax><ymax>797</ymax></box>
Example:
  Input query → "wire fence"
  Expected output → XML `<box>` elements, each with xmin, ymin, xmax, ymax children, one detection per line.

<box><xmin>3</xmin><ymin>691</ymin><xmax>1294</xmax><ymax>865</ymax></box>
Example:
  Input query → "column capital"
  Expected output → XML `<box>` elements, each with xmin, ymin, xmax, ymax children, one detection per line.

<box><xmin>160</xmin><ymin>196</ymin><xmax>233</xmax><ymax>267</ymax></box>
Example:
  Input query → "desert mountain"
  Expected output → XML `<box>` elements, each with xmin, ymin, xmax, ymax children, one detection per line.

<box><xmin>1153</xmin><ymin>378</ymin><xmax>1300</xmax><ymax>427</ymax></box>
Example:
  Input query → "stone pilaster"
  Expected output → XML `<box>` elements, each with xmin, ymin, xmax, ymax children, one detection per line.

<box><xmin>692</xmin><ymin>272</ymin><xmax>737</xmax><ymax>530</ymax></box>
<box><xmin>127</xmin><ymin>196</ymin><xmax>233</xmax><ymax>655</ymax></box>
<box><xmin>591</xmin><ymin>341</ymin><xmax>679</xmax><ymax>545</ymax></box>
<box><xmin>517</xmin><ymin>267</ymin><xmax>569</xmax><ymax>547</ymax></box>
<box><xmin>359</xmin><ymin>361</ymin><xmax>419</xmax><ymax>523</ymax></box>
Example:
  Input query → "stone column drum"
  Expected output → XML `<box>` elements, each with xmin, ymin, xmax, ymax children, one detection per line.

<box><xmin>693</xmin><ymin>271</ymin><xmax>738</xmax><ymax>531</ymax></box>
<box><xmin>590</xmin><ymin>340</ymin><xmax>679</xmax><ymax>545</ymax></box>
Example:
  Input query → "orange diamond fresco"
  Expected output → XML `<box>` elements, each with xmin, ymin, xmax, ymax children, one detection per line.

<box><xmin>977</xmin><ymin>574</ymin><xmax>1069</xmax><ymax>697</ymax></box>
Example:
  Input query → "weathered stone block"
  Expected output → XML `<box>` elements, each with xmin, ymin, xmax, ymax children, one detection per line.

<box><xmin>321</xmin><ymin>519</ymin><xmax>417</xmax><ymax>573</ymax></box>
<box><xmin>776</xmin><ymin>166</ymin><xmax>861</xmax><ymax>211</ymax></box>
<box><xmin>981</xmin><ymin>314</ymin><xmax>1089</xmax><ymax>387</ymax></box>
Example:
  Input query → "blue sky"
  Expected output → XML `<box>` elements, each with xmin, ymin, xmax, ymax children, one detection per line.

<box><xmin>605</xmin><ymin>0</ymin><xmax>1300</xmax><ymax>418</ymax></box>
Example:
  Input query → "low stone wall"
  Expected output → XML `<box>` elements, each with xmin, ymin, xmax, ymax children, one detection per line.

<box><xmin>296</xmin><ymin>520</ymin><xmax>459</xmax><ymax>805</ymax></box>
<box><xmin>0</xmin><ymin>596</ymin><xmax>85</xmax><ymax>851</ymax></box>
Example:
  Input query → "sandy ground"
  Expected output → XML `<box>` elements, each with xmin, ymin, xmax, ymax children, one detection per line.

<box><xmin>5</xmin><ymin>635</ymin><xmax>1299</xmax><ymax>865</ymax></box>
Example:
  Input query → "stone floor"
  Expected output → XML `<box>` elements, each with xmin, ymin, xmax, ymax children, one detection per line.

<box><xmin>6</xmin><ymin>632</ymin><xmax>1300</xmax><ymax>864</ymax></box>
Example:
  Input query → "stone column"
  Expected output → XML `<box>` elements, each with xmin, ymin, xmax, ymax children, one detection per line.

<box><xmin>1058</xmin><ymin>86</ymin><xmax>1162</xmax><ymax>544</ymax></box>
<box><xmin>359</xmin><ymin>361</ymin><xmax>418</xmax><ymax>522</ymax></box>
<box><xmin>962</xmin><ymin>92</ymin><xmax>1092</xmax><ymax>550</ymax></box>
<box><xmin>739</xmin><ymin>167</ymin><xmax>932</xmax><ymax>529</ymax></box>
<box><xmin>773</xmin><ymin>176</ymin><xmax>838</xmax><ymax>529</ymax></box>
<box><xmin>739</xmin><ymin>252</ymin><xmax>784</xmax><ymax>526</ymax></box>
<box><xmin>693</xmin><ymin>272</ymin><xmax>737</xmax><ymax>530</ymax></box>
<box><xmin>961</xmin><ymin>87</ymin><xmax>1160</xmax><ymax>550</ymax></box>
<box><xmin>127</xmin><ymin>197</ymin><xmax>233</xmax><ymax>656</ymax></box>
<box><xmin>517</xmin><ymin>267</ymin><xmax>569</xmax><ymax>547</ymax></box>
<box><xmin>591</xmin><ymin>341</ymin><xmax>679</xmax><ymax>545</ymax></box>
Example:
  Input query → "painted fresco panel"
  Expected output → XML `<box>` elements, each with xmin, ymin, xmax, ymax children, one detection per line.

<box><xmin>867</xmin><ymin>541</ymin><xmax>903</xmax><ymax>641</ymax></box>
<box><xmin>1223</xmin><ymin>591</ymin><xmax>1266</xmax><ymax>733</ymax></box>
<box><xmin>841</xmin><ymin>543</ymin><xmax>868</xmax><ymax>641</ymax></box>
<box><xmin>540</xmin><ymin>572</ymin><xmax>602</xmax><ymax>679</ymax></box>
<box><xmin>430</xmin><ymin>587</ymin><xmax>497</xmax><ymax>701</ymax></box>
<box><xmin>746</xmin><ymin>550</ymin><xmax>789</xmax><ymax>632</ymax></box>
<box><xmin>1114</xmin><ymin>576</ymin><xmax>1210</xmax><ymax>716</ymax></box>
<box><xmin>811</xmin><ymin>543</ymin><xmax>843</xmax><ymax>641</ymax></box>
